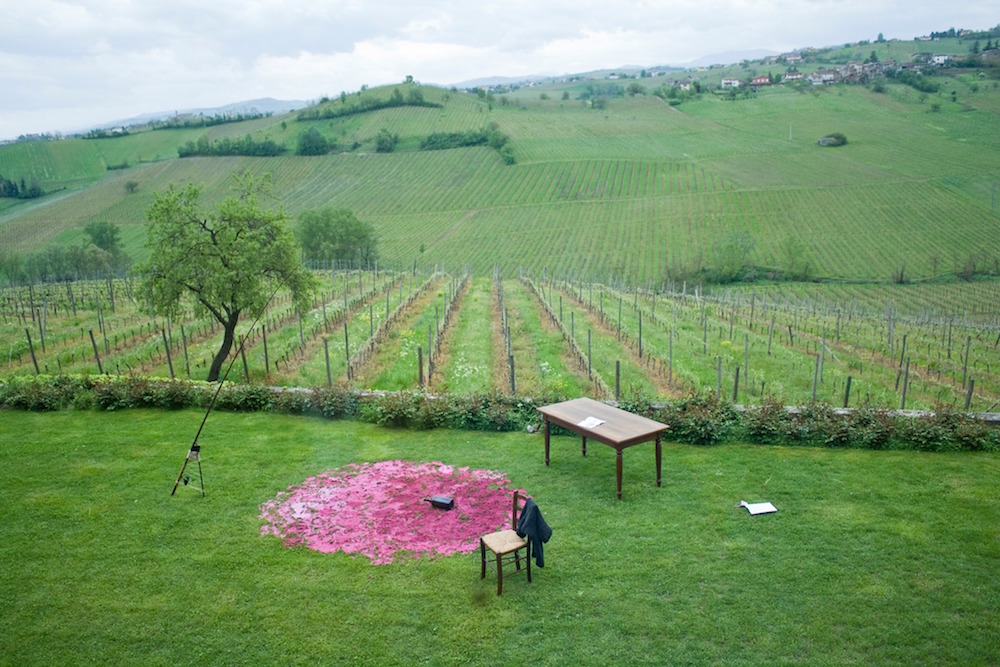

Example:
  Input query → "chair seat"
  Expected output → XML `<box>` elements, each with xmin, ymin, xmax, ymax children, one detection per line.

<box><xmin>481</xmin><ymin>529</ymin><xmax>527</xmax><ymax>555</ymax></box>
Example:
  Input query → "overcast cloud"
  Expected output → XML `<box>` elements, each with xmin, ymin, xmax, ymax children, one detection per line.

<box><xmin>1</xmin><ymin>1</ymin><xmax>995</xmax><ymax>140</ymax></box>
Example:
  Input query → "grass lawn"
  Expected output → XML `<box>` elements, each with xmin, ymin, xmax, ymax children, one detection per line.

<box><xmin>1</xmin><ymin>409</ymin><xmax>998</xmax><ymax>666</ymax></box>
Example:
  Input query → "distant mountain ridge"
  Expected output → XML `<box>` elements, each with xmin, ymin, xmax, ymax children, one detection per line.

<box><xmin>89</xmin><ymin>97</ymin><xmax>310</xmax><ymax>132</ymax></box>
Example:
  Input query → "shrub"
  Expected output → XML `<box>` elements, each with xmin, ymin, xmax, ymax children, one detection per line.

<box><xmin>3</xmin><ymin>374</ymin><xmax>998</xmax><ymax>454</ymax></box>
<box><xmin>817</xmin><ymin>133</ymin><xmax>847</xmax><ymax>146</ymax></box>
<box><xmin>214</xmin><ymin>384</ymin><xmax>274</xmax><ymax>412</ymax></box>
<box><xmin>743</xmin><ymin>399</ymin><xmax>794</xmax><ymax>445</ymax></box>
<box><xmin>655</xmin><ymin>394</ymin><xmax>738</xmax><ymax>445</ymax></box>
<box><xmin>272</xmin><ymin>389</ymin><xmax>313</xmax><ymax>415</ymax></box>
<box><xmin>313</xmin><ymin>386</ymin><xmax>360</xmax><ymax>419</ymax></box>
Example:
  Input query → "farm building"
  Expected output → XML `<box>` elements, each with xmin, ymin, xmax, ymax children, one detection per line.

<box><xmin>721</xmin><ymin>77</ymin><xmax>741</xmax><ymax>89</ymax></box>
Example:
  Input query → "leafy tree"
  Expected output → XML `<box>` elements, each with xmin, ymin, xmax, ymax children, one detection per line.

<box><xmin>626</xmin><ymin>81</ymin><xmax>647</xmax><ymax>96</ymax></box>
<box><xmin>296</xmin><ymin>207</ymin><xmax>379</xmax><ymax>267</ymax></box>
<box><xmin>124</xmin><ymin>180</ymin><xmax>139</xmax><ymax>194</ymax></box>
<box><xmin>0</xmin><ymin>246</ymin><xmax>23</xmax><ymax>285</ymax></box>
<box><xmin>406</xmin><ymin>87</ymin><xmax>424</xmax><ymax>104</ymax></box>
<box><xmin>83</xmin><ymin>221</ymin><xmax>122</xmax><ymax>256</ymax></box>
<box><xmin>712</xmin><ymin>232</ymin><xmax>755</xmax><ymax>283</ymax></box>
<box><xmin>781</xmin><ymin>236</ymin><xmax>814</xmax><ymax>280</ymax></box>
<box><xmin>375</xmin><ymin>128</ymin><xmax>398</xmax><ymax>153</ymax></box>
<box><xmin>297</xmin><ymin>127</ymin><xmax>330</xmax><ymax>155</ymax></box>
<box><xmin>139</xmin><ymin>172</ymin><xmax>316</xmax><ymax>382</ymax></box>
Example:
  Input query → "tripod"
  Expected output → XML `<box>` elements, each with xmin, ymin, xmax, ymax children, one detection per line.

<box><xmin>171</xmin><ymin>444</ymin><xmax>204</xmax><ymax>496</ymax></box>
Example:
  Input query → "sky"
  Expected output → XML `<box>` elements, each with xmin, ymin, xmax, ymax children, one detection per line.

<box><xmin>1</xmin><ymin>1</ymin><xmax>996</xmax><ymax>140</ymax></box>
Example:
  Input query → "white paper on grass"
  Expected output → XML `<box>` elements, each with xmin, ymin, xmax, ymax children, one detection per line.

<box><xmin>578</xmin><ymin>416</ymin><xmax>605</xmax><ymax>429</ymax></box>
<box><xmin>739</xmin><ymin>500</ymin><xmax>777</xmax><ymax>515</ymax></box>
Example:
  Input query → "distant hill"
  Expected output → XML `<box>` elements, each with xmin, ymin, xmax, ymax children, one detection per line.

<box><xmin>678</xmin><ymin>48</ymin><xmax>782</xmax><ymax>68</ymax></box>
<box><xmin>82</xmin><ymin>97</ymin><xmax>310</xmax><ymax>133</ymax></box>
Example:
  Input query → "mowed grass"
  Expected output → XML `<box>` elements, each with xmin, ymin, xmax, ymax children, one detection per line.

<box><xmin>1</xmin><ymin>409</ymin><xmax>998</xmax><ymax>666</ymax></box>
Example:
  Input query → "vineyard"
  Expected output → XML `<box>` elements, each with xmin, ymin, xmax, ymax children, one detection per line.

<box><xmin>4</xmin><ymin>270</ymin><xmax>1000</xmax><ymax>412</ymax></box>
<box><xmin>3</xmin><ymin>76</ymin><xmax>1000</xmax><ymax>409</ymax></box>
<box><xmin>3</xmin><ymin>79</ymin><xmax>1000</xmax><ymax>287</ymax></box>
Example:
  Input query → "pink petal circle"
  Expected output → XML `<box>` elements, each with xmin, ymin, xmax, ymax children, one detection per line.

<box><xmin>259</xmin><ymin>460</ymin><xmax>518</xmax><ymax>564</ymax></box>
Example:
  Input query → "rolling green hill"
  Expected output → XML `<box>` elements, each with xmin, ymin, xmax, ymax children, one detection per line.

<box><xmin>2</xmin><ymin>62</ymin><xmax>999</xmax><ymax>288</ymax></box>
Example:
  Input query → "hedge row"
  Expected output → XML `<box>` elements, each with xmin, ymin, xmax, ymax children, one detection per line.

<box><xmin>2</xmin><ymin>375</ymin><xmax>998</xmax><ymax>453</ymax></box>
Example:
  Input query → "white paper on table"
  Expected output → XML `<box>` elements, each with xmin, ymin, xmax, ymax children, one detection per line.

<box><xmin>578</xmin><ymin>416</ymin><xmax>605</xmax><ymax>429</ymax></box>
<box><xmin>739</xmin><ymin>500</ymin><xmax>777</xmax><ymax>515</ymax></box>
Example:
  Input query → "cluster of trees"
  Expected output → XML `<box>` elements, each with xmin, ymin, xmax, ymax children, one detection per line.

<box><xmin>296</xmin><ymin>127</ymin><xmax>333</xmax><ymax>156</ymax></box>
<box><xmin>420</xmin><ymin>130</ymin><xmax>491</xmax><ymax>150</ymax></box>
<box><xmin>0</xmin><ymin>221</ymin><xmax>130</xmax><ymax>284</ymax></box>
<box><xmin>84</xmin><ymin>128</ymin><xmax>128</xmax><ymax>139</ymax></box>
<box><xmin>375</xmin><ymin>129</ymin><xmax>399</xmax><ymax>153</ymax></box>
<box><xmin>0</xmin><ymin>174</ymin><xmax>43</xmax><ymax>199</ymax></box>
<box><xmin>296</xmin><ymin>87</ymin><xmax>441</xmax><ymax>122</ymax></box>
<box><xmin>885</xmin><ymin>68</ymin><xmax>940</xmax><ymax>93</ymax></box>
<box><xmin>419</xmin><ymin>125</ymin><xmax>514</xmax><ymax>164</ymax></box>
<box><xmin>178</xmin><ymin>134</ymin><xmax>285</xmax><ymax>158</ymax></box>
<box><xmin>149</xmin><ymin>111</ymin><xmax>269</xmax><ymax>131</ymax></box>
<box><xmin>652</xmin><ymin>82</ymin><xmax>703</xmax><ymax>105</ymax></box>
<box><xmin>296</xmin><ymin>208</ymin><xmax>379</xmax><ymax>267</ymax></box>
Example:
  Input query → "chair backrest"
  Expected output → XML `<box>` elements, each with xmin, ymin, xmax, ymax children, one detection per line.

<box><xmin>511</xmin><ymin>491</ymin><xmax>528</xmax><ymax>530</ymax></box>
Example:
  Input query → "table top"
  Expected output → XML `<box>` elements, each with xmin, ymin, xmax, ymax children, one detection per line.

<box><xmin>537</xmin><ymin>397</ymin><xmax>668</xmax><ymax>448</ymax></box>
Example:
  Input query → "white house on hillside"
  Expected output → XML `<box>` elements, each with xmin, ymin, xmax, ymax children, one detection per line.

<box><xmin>721</xmin><ymin>76</ymin><xmax>740</xmax><ymax>89</ymax></box>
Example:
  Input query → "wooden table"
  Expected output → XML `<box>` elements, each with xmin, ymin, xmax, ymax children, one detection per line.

<box><xmin>537</xmin><ymin>397</ymin><xmax>669</xmax><ymax>499</ymax></box>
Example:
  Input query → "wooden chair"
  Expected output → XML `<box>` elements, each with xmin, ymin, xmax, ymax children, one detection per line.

<box><xmin>479</xmin><ymin>491</ymin><xmax>531</xmax><ymax>596</ymax></box>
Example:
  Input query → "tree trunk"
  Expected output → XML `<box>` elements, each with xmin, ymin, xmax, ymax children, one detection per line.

<box><xmin>208</xmin><ymin>314</ymin><xmax>239</xmax><ymax>382</ymax></box>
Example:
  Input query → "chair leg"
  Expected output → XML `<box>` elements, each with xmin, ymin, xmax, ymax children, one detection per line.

<box><xmin>496</xmin><ymin>552</ymin><xmax>504</xmax><ymax>595</ymax></box>
<box><xmin>514</xmin><ymin>548</ymin><xmax>521</xmax><ymax>572</ymax></box>
<box><xmin>480</xmin><ymin>539</ymin><xmax>486</xmax><ymax>580</ymax></box>
<box><xmin>526</xmin><ymin>543</ymin><xmax>532</xmax><ymax>583</ymax></box>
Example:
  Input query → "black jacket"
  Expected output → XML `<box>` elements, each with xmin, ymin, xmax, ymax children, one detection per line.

<box><xmin>516</xmin><ymin>499</ymin><xmax>552</xmax><ymax>567</ymax></box>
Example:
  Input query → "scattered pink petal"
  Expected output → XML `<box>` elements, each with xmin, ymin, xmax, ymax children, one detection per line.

<box><xmin>259</xmin><ymin>460</ymin><xmax>517</xmax><ymax>565</ymax></box>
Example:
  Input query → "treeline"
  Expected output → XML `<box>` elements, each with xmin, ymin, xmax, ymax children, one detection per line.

<box><xmin>0</xmin><ymin>221</ymin><xmax>129</xmax><ymax>284</ymax></box>
<box><xmin>0</xmin><ymin>174</ymin><xmax>43</xmax><ymax>199</ymax></box>
<box><xmin>420</xmin><ymin>125</ymin><xmax>515</xmax><ymax>164</ymax></box>
<box><xmin>178</xmin><ymin>134</ymin><xmax>285</xmax><ymax>158</ymax></box>
<box><xmin>296</xmin><ymin>87</ymin><xmax>441</xmax><ymax>121</ymax></box>
<box><xmin>83</xmin><ymin>128</ymin><xmax>129</xmax><ymax>139</ymax></box>
<box><xmin>149</xmin><ymin>111</ymin><xmax>270</xmax><ymax>131</ymax></box>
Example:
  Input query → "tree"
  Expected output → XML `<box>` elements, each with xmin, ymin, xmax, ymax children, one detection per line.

<box><xmin>626</xmin><ymin>81</ymin><xmax>647</xmax><ymax>96</ymax></box>
<box><xmin>139</xmin><ymin>172</ymin><xmax>316</xmax><ymax>382</ymax></box>
<box><xmin>84</xmin><ymin>221</ymin><xmax>129</xmax><ymax>273</ymax></box>
<box><xmin>712</xmin><ymin>232</ymin><xmax>755</xmax><ymax>283</ymax></box>
<box><xmin>84</xmin><ymin>221</ymin><xmax>122</xmax><ymax>256</ymax></box>
<box><xmin>375</xmin><ymin>128</ymin><xmax>398</xmax><ymax>153</ymax></box>
<box><xmin>781</xmin><ymin>236</ymin><xmax>813</xmax><ymax>280</ymax></box>
<box><xmin>296</xmin><ymin>207</ymin><xmax>379</xmax><ymax>267</ymax></box>
<box><xmin>297</xmin><ymin>127</ymin><xmax>330</xmax><ymax>155</ymax></box>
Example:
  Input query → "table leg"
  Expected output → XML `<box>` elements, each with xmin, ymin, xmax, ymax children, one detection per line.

<box><xmin>544</xmin><ymin>418</ymin><xmax>550</xmax><ymax>466</ymax></box>
<box><xmin>616</xmin><ymin>449</ymin><xmax>623</xmax><ymax>500</ymax></box>
<box><xmin>655</xmin><ymin>434</ymin><xmax>662</xmax><ymax>487</ymax></box>
<box><xmin>581</xmin><ymin>436</ymin><xmax>587</xmax><ymax>457</ymax></box>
